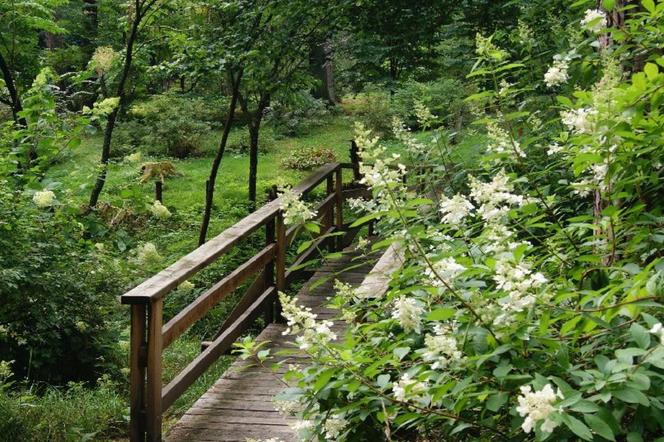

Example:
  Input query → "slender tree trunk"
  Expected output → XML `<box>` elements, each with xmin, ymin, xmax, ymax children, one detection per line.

<box><xmin>88</xmin><ymin>4</ymin><xmax>142</xmax><ymax>209</ymax></box>
<box><xmin>247</xmin><ymin>120</ymin><xmax>260</xmax><ymax>210</ymax></box>
<box><xmin>198</xmin><ymin>70</ymin><xmax>243</xmax><ymax>245</ymax></box>
<box><xmin>247</xmin><ymin>96</ymin><xmax>269</xmax><ymax>211</ymax></box>
<box><xmin>0</xmin><ymin>52</ymin><xmax>27</xmax><ymax>127</ymax></box>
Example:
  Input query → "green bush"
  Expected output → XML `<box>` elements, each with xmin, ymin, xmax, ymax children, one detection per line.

<box><xmin>392</xmin><ymin>78</ymin><xmax>469</xmax><ymax>130</ymax></box>
<box><xmin>281</xmin><ymin>146</ymin><xmax>337</xmax><ymax>170</ymax></box>
<box><xmin>0</xmin><ymin>186</ymin><xmax>124</xmax><ymax>383</ymax></box>
<box><xmin>226</xmin><ymin>127</ymin><xmax>278</xmax><ymax>155</ymax></box>
<box><xmin>342</xmin><ymin>91</ymin><xmax>397</xmax><ymax>138</ymax></box>
<box><xmin>114</xmin><ymin>94</ymin><xmax>214</xmax><ymax>159</ymax></box>
<box><xmin>264</xmin><ymin>91</ymin><xmax>332</xmax><ymax>137</ymax></box>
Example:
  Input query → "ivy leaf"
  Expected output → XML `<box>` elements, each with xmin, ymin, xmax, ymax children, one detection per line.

<box><xmin>584</xmin><ymin>414</ymin><xmax>616</xmax><ymax>441</ymax></box>
<box><xmin>562</xmin><ymin>414</ymin><xmax>593</xmax><ymax>441</ymax></box>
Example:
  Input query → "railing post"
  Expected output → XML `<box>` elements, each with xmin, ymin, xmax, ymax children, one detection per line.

<box><xmin>146</xmin><ymin>299</ymin><xmax>163</xmax><ymax>442</ymax></box>
<box><xmin>264</xmin><ymin>221</ymin><xmax>276</xmax><ymax>324</ymax></box>
<box><xmin>335</xmin><ymin>167</ymin><xmax>344</xmax><ymax>250</ymax></box>
<box><xmin>324</xmin><ymin>175</ymin><xmax>334</xmax><ymax>250</ymax></box>
<box><xmin>275</xmin><ymin>212</ymin><xmax>286</xmax><ymax>322</ymax></box>
<box><xmin>350</xmin><ymin>140</ymin><xmax>361</xmax><ymax>182</ymax></box>
<box><xmin>130</xmin><ymin>303</ymin><xmax>147</xmax><ymax>442</ymax></box>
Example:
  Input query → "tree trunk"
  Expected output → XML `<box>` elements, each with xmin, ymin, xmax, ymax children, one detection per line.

<box><xmin>198</xmin><ymin>70</ymin><xmax>243</xmax><ymax>245</ymax></box>
<box><xmin>88</xmin><ymin>4</ymin><xmax>142</xmax><ymax>209</ymax></box>
<box><xmin>247</xmin><ymin>120</ymin><xmax>260</xmax><ymax>211</ymax></box>
<box><xmin>0</xmin><ymin>52</ymin><xmax>27</xmax><ymax>127</ymax></box>
<box><xmin>310</xmin><ymin>41</ymin><xmax>336</xmax><ymax>104</ymax></box>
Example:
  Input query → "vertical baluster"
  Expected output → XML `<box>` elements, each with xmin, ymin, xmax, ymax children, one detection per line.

<box><xmin>275</xmin><ymin>212</ymin><xmax>286</xmax><ymax>321</ymax></box>
<box><xmin>130</xmin><ymin>303</ymin><xmax>147</xmax><ymax>441</ymax></box>
<box><xmin>265</xmin><ymin>217</ymin><xmax>276</xmax><ymax>323</ymax></box>
<box><xmin>325</xmin><ymin>175</ymin><xmax>334</xmax><ymax>250</ymax></box>
<box><xmin>146</xmin><ymin>298</ymin><xmax>163</xmax><ymax>441</ymax></box>
<box><xmin>335</xmin><ymin>167</ymin><xmax>344</xmax><ymax>250</ymax></box>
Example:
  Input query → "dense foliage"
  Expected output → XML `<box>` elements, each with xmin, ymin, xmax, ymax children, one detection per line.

<box><xmin>270</xmin><ymin>2</ymin><xmax>664</xmax><ymax>441</ymax></box>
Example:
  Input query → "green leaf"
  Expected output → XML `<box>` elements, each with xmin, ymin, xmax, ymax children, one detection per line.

<box><xmin>562</xmin><ymin>414</ymin><xmax>593</xmax><ymax>441</ymax></box>
<box><xmin>313</xmin><ymin>368</ymin><xmax>336</xmax><ymax>392</ymax></box>
<box><xmin>602</xmin><ymin>0</ymin><xmax>616</xmax><ymax>9</ymax></box>
<box><xmin>630</xmin><ymin>323</ymin><xmax>650</xmax><ymax>349</ymax></box>
<box><xmin>644</xmin><ymin>62</ymin><xmax>659</xmax><ymax>80</ymax></box>
<box><xmin>393</xmin><ymin>347</ymin><xmax>410</xmax><ymax>361</ymax></box>
<box><xmin>642</xmin><ymin>0</ymin><xmax>656</xmax><ymax>14</ymax></box>
<box><xmin>613</xmin><ymin>388</ymin><xmax>649</xmax><ymax>405</ymax></box>
<box><xmin>486</xmin><ymin>392</ymin><xmax>508</xmax><ymax>412</ymax></box>
<box><xmin>584</xmin><ymin>414</ymin><xmax>616</xmax><ymax>441</ymax></box>
<box><xmin>376</xmin><ymin>374</ymin><xmax>391</xmax><ymax>389</ymax></box>
<box><xmin>426</xmin><ymin>307</ymin><xmax>456</xmax><ymax>321</ymax></box>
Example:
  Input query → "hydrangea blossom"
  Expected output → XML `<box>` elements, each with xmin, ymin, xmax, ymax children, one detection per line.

<box><xmin>486</xmin><ymin>122</ymin><xmax>525</xmax><ymax>158</ymax></box>
<box><xmin>544</xmin><ymin>55</ymin><xmax>569</xmax><ymax>88</ymax></box>
<box><xmin>493</xmin><ymin>258</ymin><xmax>547</xmax><ymax>326</ymax></box>
<box><xmin>422</xmin><ymin>325</ymin><xmax>463</xmax><ymax>369</ymax></box>
<box><xmin>392</xmin><ymin>373</ymin><xmax>427</xmax><ymax>402</ymax></box>
<box><xmin>280</xmin><ymin>292</ymin><xmax>337</xmax><ymax>350</ymax></box>
<box><xmin>516</xmin><ymin>384</ymin><xmax>563</xmax><ymax>434</ymax></box>
<box><xmin>469</xmin><ymin>172</ymin><xmax>526</xmax><ymax>221</ymax></box>
<box><xmin>324</xmin><ymin>414</ymin><xmax>348</xmax><ymax>439</ymax></box>
<box><xmin>425</xmin><ymin>257</ymin><xmax>466</xmax><ymax>288</ymax></box>
<box><xmin>391</xmin><ymin>297</ymin><xmax>424</xmax><ymax>333</ymax></box>
<box><xmin>547</xmin><ymin>143</ymin><xmax>564</xmax><ymax>156</ymax></box>
<box><xmin>279</xmin><ymin>187</ymin><xmax>316</xmax><ymax>227</ymax></box>
<box><xmin>150</xmin><ymin>200</ymin><xmax>172</xmax><ymax>220</ymax></box>
<box><xmin>581</xmin><ymin>9</ymin><xmax>608</xmax><ymax>33</ymax></box>
<box><xmin>33</xmin><ymin>190</ymin><xmax>56</xmax><ymax>208</ymax></box>
<box><xmin>561</xmin><ymin>107</ymin><xmax>597</xmax><ymax>134</ymax></box>
<box><xmin>439</xmin><ymin>194</ymin><xmax>474</xmax><ymax>224</ymax></box>
<box><xmin>177</xmin><ymin>280</ymin><xmax>194</xmax><ymax>291</ymax></box>
<box><xmin>135</xmin><ymin>242</ymin><xmax>161</xmax><ymax>265</ymax></box>
<box><xmin>650</xmin><ymin>323</ymin><xmax>664</xmax><ymax>345</ymax></box>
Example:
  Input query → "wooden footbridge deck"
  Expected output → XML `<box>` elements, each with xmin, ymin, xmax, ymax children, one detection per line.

<box><xmin>121</xmin><ymin>159</ymin><xmax>385</xmax><ymax>441</ymax></box>
<box><xmin>167</xmin><ymin>246</ymin><xmax>377</xmax><ymax>441</ymax></box>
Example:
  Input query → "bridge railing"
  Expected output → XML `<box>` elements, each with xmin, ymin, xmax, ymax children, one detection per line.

<box><xmin>121</xmin><ymin>161</ymin><xmax>370</xmax><ymax>441</ymax></box>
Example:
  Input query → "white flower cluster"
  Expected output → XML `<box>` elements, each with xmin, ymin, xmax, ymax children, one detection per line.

<box><xmin>355</xmin><ymin>123</ymin><xmax>407</xmax><ymax>190</ymax></box>
<box><xmin>516</xmin><ymin>384</ymin><xmax>563</xmax><ymax>434</ymax></box>
<box><xmin>422</xmin><ymin>325</ymin><xmax>463</xmax><ymax>369</ymax></box>
<box><xmin>150</xmin><ymin>200</ymin><xmax>171</xmax><ymax>220</ymax></box>
<box><xmin>279</xmin><ymin>292</ymin><xmax>337</xmax><ymax>350</ymax></box>
<box><xmin>392</xmin><ymin>373</ymin><xmax>428</xmax><ymax>403</ymax></box>
<box><xmin>324</xmin><ymin>414</ymin><xmax>348</xmax><ymax>440</ymax></box>
<box><xmin>278</xmin><ymin>187</ymin><xmax>316</xmax><ymax>227</ymax></box>
<box><xmin>493</xmin><ymin>258</ymin><xmax>547</xmax><ymax>326</ymax></box>
<box><xmin>486</xmin><ymin>122</ymin><xmax>525</xmax><ymax>158</ymax></box>
<box><xmin>334</xmin><ymin>280</ymin><xmax>357</xmax><ymax>301</ymax></box>
<box><xmin>393</xmin><ymin>118</ymin><xmax>426</xmax><ymax>156</ymax></box>
<box><xmin>650</xmin><ymin>323</ymin><xmax>664</xmax><ymax>345</ymax></box>
<box><xmin>425</xmin><ymin>257</ymin><xmax>465</xmax><ymax>289</ymax></box>
<box><xmin>414</xmin><ymin>101</ymin><xmax>436</xmax><ymax>128</ymax></box>
<box><xmin>581</xmin><ymin>9</ymin><xmax>608</xmax><ymax>33</ymax></box>
<box><xmin>391</xmin><ymin>296</ymin><xmax>424</xmax><ymax>333</ymax></box>
<box><xmin>561</xmin><ymin>107</ymin><xmax>597</xmax><ymax>134</ymax></box>
<box><xmin>33</xmin><ymin>190</ymin><xmax>56</xmax><ymax>208</ymax></box>
<box><xmin>469</xmin><ymin>171</ymin><xmax>526</xmax><ymax>221</ymax></box>
<box><xmin>439</xmin><ymin>194</ymin><xmax>474</xmax><ymax>224</ymax></box>
<box><xmin>544</xmin><ymin>54</ymin><xmax>569</xmax><ymax>88</ymax></box>
<box><xmin>134</xmin><ymin>242</ymin><xmax>161</xmax><ymax>265</ymax></box>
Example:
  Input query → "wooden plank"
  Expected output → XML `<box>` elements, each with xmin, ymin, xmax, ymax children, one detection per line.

<box><xmin>121</xmin><ymin>163</ymin><xmax>340</xmax><ymax>305</ymax></box>
<box><xmin>161</xmin><ymin>287</ymin><xmax>276</xmax><ymax>412</ymax></box>
<box><xmin>146</xmin><ymin>299</ymin><xmax>163</xmax><ymax>441</ymax></box>
<box><xmin>161</xmin><ymin>244</ymin><xmax>276</xmax><ymax>348</ymax></box>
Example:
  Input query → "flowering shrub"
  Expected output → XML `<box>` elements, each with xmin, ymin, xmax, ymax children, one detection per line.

<box><xmin>281</xmin><ymin>146</ymin><xmax>337</xmax><ymax>171</ymax></box>
<box><xmin>270</xmin><ymin>4</ymin><xmax>664</xmax><ymax>441</ymax></box>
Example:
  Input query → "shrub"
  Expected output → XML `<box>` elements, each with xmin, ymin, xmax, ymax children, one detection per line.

<box><xmin>265</xmin><ymin>9</ymin><xmax>664</xmax><ymax>442</ymax></box>
<box><xmin>114</xmin><ymin>94</ymin><xmax>212</xmax><ymax>158</ymax></box>
<box><xmin>264</xmin><ymin>91</ymin><xmax>331</xmax><ymax>137</ymax></box>
<box><xmin>226</xmin><ymin>127</ymin><xmax>278</xmax><ymax>155</ymax></box>
<box><xmin>392</xmin><ymin>78</ymin><xmax>470</xmax><ymax>130</ymax></box>
<box><xmin>0</xmin><ymin>185</ymin><xmax>124</xmax><ymax>383</ymax></box>
<box><xmin>342</xmin><ymin>91</ymin><xmax>397</xmax><ymax>138</ymax></box>
<box><xmin>281</xmin><ymin>146</ymin><xmax>337</xmax><ymax>170</ymax></box>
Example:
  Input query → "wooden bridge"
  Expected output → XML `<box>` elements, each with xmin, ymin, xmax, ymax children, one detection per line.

<box><xmin>121</xmin><ymin>158</ymin><xmax>392</xmax><ymax>441</ymax></box>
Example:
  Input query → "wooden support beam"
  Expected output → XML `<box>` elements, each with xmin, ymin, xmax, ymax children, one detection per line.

<box><xmin>129</xmin><ymin>304</ymin><xmax>146</xmax><ymax>442</ymax></box>
<box><xmin>146</xmin><ymin>299</ymin><xmax>163</xmax><ymax>441</ymax></box>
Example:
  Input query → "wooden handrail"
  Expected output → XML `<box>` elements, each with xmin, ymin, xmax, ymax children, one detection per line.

<box><xmin>121</xmin><ymin>162</ymin><xmax>340</xmax><ymax>305</ymax></box>
<box><xmin>124</xmin><ymin>160</ymin><xmax>370</xmax><ymax>442</ymax></box>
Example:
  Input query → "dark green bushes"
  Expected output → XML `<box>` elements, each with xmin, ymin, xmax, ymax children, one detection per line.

<box><xmin>0</xmin><ymin>187</ymin><xmax>124</xmax><ymax>384</ymax></box>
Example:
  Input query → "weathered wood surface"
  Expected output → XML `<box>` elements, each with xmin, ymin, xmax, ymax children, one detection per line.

<box><xmin>166</xmin><ymin>246</ymin><xmax>380</xmax><ymax>442</ymax></box>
